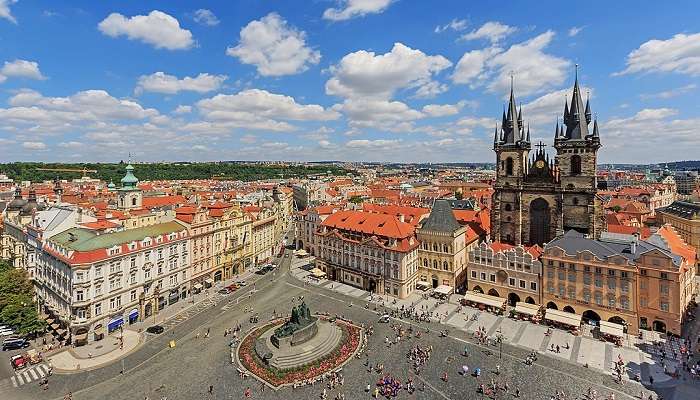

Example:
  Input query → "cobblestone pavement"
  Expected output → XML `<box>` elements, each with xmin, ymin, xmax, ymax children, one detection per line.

<box><xmin>0</xmin><ymin>252</ymin><xmax>694</xmax><ymax>400</ymax></box>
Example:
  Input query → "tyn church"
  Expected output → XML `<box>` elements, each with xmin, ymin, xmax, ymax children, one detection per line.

<box><xmin>490</xmin><ymin>72</ymin><xmax>605</xmax><ymax>246</ymax></box>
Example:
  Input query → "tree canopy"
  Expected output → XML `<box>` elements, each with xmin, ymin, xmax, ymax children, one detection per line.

<box><xmin>0</xmin><ymin>259</ymin><xmax>45</xmax><ymax>336</ymax></box>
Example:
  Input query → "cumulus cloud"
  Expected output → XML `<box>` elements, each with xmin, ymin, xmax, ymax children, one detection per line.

<box><xmin>0</xmin><ymin>59</ymin><xmax>46</xmax><ymax>81</ymax></box>
<box><xmin>98</xmin><ymin>10</ymin><xmax>194</xmax><ymax>50</ymax></box>
<box><xmin>136</xmin><ymin>72</ymin><xmax>227</xmax><ymax>94</ymax></box>
<box><xmin>0</xmin><ymin>0</ymin><xmax>17</xmax><ymax>24</ymax></box>
<box><xmin>640</xmin><ymin>84</ymin><xmax>697</xmax><ymax>100</ymax></box>
<box><xmin>422</xmin><ymin>102</ymin><xmax>465</xmax><ymax>117</ymax></box>
<box><xmin>434</xmin><ymin>18</ymin><xmax>468</xmax><ymax>33</ymax></box>
<box><xmin>615</xmin><ymin>32</ymin><xmax>700</xmax><ymax>76</ymax></box>
<box><xmin>453</xmin><ymin>31</ymin><xmax>570</xmax><ymax>97</ymax></box>
<box><xmin>23</xmin><ymin>141</ymin><xmax>47</xmax><ymax>150</ymax></box>
<box><xmin>226</xmin><ymin>13</ymin><xmax>320</xmax><ymax>76</ymax></box>
<box><xmin>173</xmin><ymin>105</ymin><xmax>192</xmax><ymax>114</ymax></box>
<box><xmin>326</xmin><ymin>42</ymin><xmax>451</xmax><ymax>100</ymax></box>
<box><xmin>333</xmin><ymin>99</ymin><xmax>424</xmax><ymax>130</ymax></box>
<box><xmin>193</xmin><ymin>9</ymin><xmax>219</xmax><ymax>26</ymax></box>
<box><xmin>346</xmin><ymin>139</ymin><xmax>401</xmax><ymax>148</ymax></box>
<box><xmin>460</xmin><ymin>21</ymin><xmax>516</xmax><ymax>43</ymax></box>
<box><xmin>521</xmin><ymin>85</ymin><xmax>593</xmax><ymax>128</ymax></box>
<box><xmin>323</xmin><ymin>0</ymin><xmax>393</xmax><ymax>21</ymax></box>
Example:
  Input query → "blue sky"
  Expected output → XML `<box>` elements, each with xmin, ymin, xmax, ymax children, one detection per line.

<box><xmin>0</xmin><ymin>0</ymin><xmax>698</xmax><ymax>164</ymax></box>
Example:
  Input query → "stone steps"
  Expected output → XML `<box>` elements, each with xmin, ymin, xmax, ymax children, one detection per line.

<box><xmin>271</xmin><ymin>324</ymin><xmax>342</xmax><ymax>370</ymax></box>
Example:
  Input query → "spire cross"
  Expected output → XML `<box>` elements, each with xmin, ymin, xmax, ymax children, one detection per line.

<box><xmin>535</xmin><ymin>141</ymin><xmax>547</xmax><ymax>152</ymax></box>
<box><xmin>510</xmin><ymin>70</ymin><xmax>514</xmax><ymax>89</ymax></box>
<box><xmin>575</xmin><ymin>63</ymin><xmax>579</xmax><ymax>80</ymax></box>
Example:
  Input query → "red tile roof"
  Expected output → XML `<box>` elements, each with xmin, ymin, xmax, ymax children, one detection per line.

<box><xmin>142</xmin><ymin>195</ymin><xmax>187</xmax><ymax>208</ymax></box>
<box><xmin>321</xmin><ymin>210</ymin><xmax>415</xmax><ymax>239</ymax></box>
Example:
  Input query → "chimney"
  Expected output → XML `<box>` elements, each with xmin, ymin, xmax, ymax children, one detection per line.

<box><xmin>398</xmin><ymin>214</ymin><xmax>405</xmax><ymax>223</ymax></box>
<box><xmin>631</xmin><ymin>232</ymin><xmax>639</xmax><ymax>254</ymax></box>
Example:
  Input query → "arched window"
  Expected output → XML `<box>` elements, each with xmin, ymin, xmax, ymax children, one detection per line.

<box><xmin>433</xmin><ymin>260</ymin><xmax>438</xmax><ymax>269</ymax></box>
<box><xmin>443</xmin><ymin>261</ymin><xmax>449</xmax><ymax>270</ymax></box>
<box><xmin>505</xmin><ymin>204</ymin><xmax>512</xmax><ymax>212</ymax></box>
<box><xmin>505</xmin><ymin>157</ymin><xmax>514</xmax><ymax>176</ymax></box>
<box><xmin>433</xmin><ymin>244</ymin><xmax>438</xmax><ymax>252</ymax></box>
<box><xmin>423</xmin><ymin>259</ymin><xmax>428</xmax><ymax>267</ymax></box>
<box><xmin>443</xmin><ymin>244</ymin><xmax>449</xmax><ymax>253</ymax></box>
<box><xmin>571</xmin><ymin>155</ymin><xmax>582</xmax><ymax>175</ymax></box>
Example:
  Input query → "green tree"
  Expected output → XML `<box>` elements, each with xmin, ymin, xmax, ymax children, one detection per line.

<box><xmin>0</xmin><ymin>260</ymin><xmax>45</xmax><ymax>336</ymax></box>
<box><xmin>348</xmin><ymin>195</ymin><xmax>364</xmax><ymax>204</ymax></box>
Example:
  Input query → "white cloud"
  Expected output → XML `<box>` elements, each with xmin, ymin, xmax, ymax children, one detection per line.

<box><xmin>568</xmin><ymin>26</ymin><xmax>583</xmax><ymax>37</ymax></box>
<box><xmin>322</xmin><ymin>0</ymin><xmax>392</xmax><ymax>21</ymax></box>
<box><xmin>98</xmin><ymin>10</ymin><xmax>194</xmax><ymax>50</ymax></box>
<box><xmin>173</xmin><ymin>105</ymin><xmax>192</xmax><ymax>114</ymax></box>
<box><xmin>240</xmin><ymin>134</ymin><xmax>257</xmax><ymax>144</ymax></box>
<box><xmin>0</xmin><ymin>0</ymin><xmax>17</xmax><ymax>24</ymax></box>
<box><xmin>452</xmin><ymin>47</ymin><xmax>501</xmax><ymax>86</ymax></box>
<box><xmin>434</xmin><ymin>18</ymin><xmax>468</xmax><ymax>33</ymax></box>
<box><xmin>226</xmin><ymin>13</ymin><xmax>320</xmax><ymax>76</ymax></box>
<box><xmin>453</xmin><ymin>31</ymin><xmax>570</xmax><ymax>97</ymax></box>
<box><xmin>58</xmin><ymin>141</ymin><xmax>84</xmax><ymax>149</ymax></box>
<box><xmin>616</xmin><ymin>32</ymin><xmax>700</xmax><ymax>76</ymax></box>
<box><xmin>333</xmin><ymin>99</ymin><xmax>424</xmax><ymax>131</ymax></box>
<box><xmin>602</xmin><ymin>108</ymin><xmax>700</xmax><ymax>163</ymax></box>
<box><xmin>23</xmin><ymin>141</ymin><xmax>47</xmax><ymax>150</ymax></box>
<box><xmin>136</xmin><ymin>72</ymin><xmax>227</xmax><ymax>94</ymax></box>
<box><xmin>640</xmin><ymin>84</ymin><xmax>697</xmax><ymax>100</ymax></box>
<box><xmin>193</xmin><ymin>9</ymin><xmax>219</xmax><ymax>26</ymax></box>
<box><xmin>0</xmin><ymin>59</ymin><xmax>46</xmax><ymax>81</ymax></box>
<box><xmin>460</xmin><ymin>21</ymin><xmax>516</xmax><ymax>43</ymax></box>
<box><xmin>422</xmin><ymin>102</ymin><xmax>465</xmax><ymax>117</ymax></box>
<box><xmin>346</xmin><ymin>139</ymin><xmax>401</xmax><ymax>148</ymax></box>
<box><xmin>326</xmin><ymin>42</ymin><xmax>451</xmax><ymax>99</ymax></box>
<box><xmin>521</xmin><ymin>86</ymin><xmax>593</xmax><ymax>128</ymax></box>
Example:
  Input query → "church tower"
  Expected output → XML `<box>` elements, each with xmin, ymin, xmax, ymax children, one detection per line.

<box><xmin>491</xmin><ymin>80</ymin><xmax>530</xmax><ymax>244</ymax></box>
<box><xmin>117</xmin><ymin>163</ymin><xmax>143</xmax><ymax>210</ymax></box>
<box><xmin>553</xmin><ymin>68</ymin><xmax>603</xmax><ymax>237</ymax></box>
<box><xmin>490</xmin><ymin>68</ymin><xmax>604</xmax><ymax>246</ymax></box>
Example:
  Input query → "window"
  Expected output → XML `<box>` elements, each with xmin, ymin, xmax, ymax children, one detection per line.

<box><xmin>530</xmin><ymin>282</ymin><xmax>537</xmax><ymax>291</ymax></box>
<box><xmin>608</xmin><ymin>269</ymin><xmax>616</xmax><ymax>276</ymax></box>
<box><xmin>109</xmin><ymin>296</ymin><xmax>121</xmax><ymax>310</ymax></box>
<box><xmin>94</xmin><ymin>302</ymin><xmax>102</xmax><ymax>316</ymax></box>
<box><xmin>130</xmin><ymin>258</ymin><xmax>136</xmax><ymax>268</ymax></box>
<box><xmin>158</xmin><ymin>249</ymin><xmax>164</xmax><ymax>260</ymax></box>
<box><xmin>640</xmin><ymin>269</ymin><xmax>647</xmax><ymax>276</ymax></box>
<box><xmin>109</xmin><ymin>277</ymin><xmax>120</xmax><ymax>291</ymax></box>
<box><xmin>95</xmin><ymin>266</ymin><xmax>102</xmax><ymax>278</ymax></box>
<box><xmin>95</xmin><ymin>284</ymin><xmax>102</xmax><ymax>296</ymax></box>
<box><xmin>558</xmin><ymin>271</ymin><xmax>565</xmax><ymax>280</ymax></box>
<box><xmin>76</xmin><ymin>290</ymin><xmax>84</xmax><ymax>301</ymax></box>
<box><xmin>568</xmin><ymin>273</ymin><xmax>576</xmax><ymax>283</ymax></box>
<box><xmin>547</xmin><ymin>284</ymin><xmax>555</xmax><ymax>293</ymax></box>
<box><xmin>620</xmin><ymin>297</ymin><xmax>629</xmax><ymax>310</ymax></box>
<box><xmin>519</xmin><ymin>280</ymin><xmax>526</xmax><ymax>289</ymax></box>
<box><xmin>584</xmin><ymin>266</ymin><xmax>590</xmax><ymax>273</ymax></box>
<box><xmin>620</xmin><ymin>271</ymin><xmax>628</xmax><ymax>279</ymax></box>
<box><xmin>509</xmin><ymin>277</ymin><xmax>516</xmax><ymax>286</ymax></box>
<box><xmin>558</xmin><ymin>286</ymin><xmax>565</xmax><ymax>297</ymax></box>
<box><xmin>660</xmin><ymin>272</ymin><xmax>668</xmax><ymax>280</ymax></box>
<box><xmin>130</xmin><ymin>290</ymin><xmax>137</xmax><ymax>302</ymax></box>
<box><xmin>76</xmin><ymin>272</ymin><xmax>84</xmax><ymax>282</ymax></box>
<box><xmin>489</xmin><ymin>274</ymin><xmax>496</xmax><ymax>282</ymax></box>
<box><xmin>595</xmin><ymin>293</ymin><xmax>603</xmax><ymax>305</ymax></box>
<box><xmin>480</xmin><ymin>272</ymin><xmax>486</xmax><ymax>281</ymax></box>
<box><xmin>595</xmin><ymin>267</ymin><xmax>602</xmax><ymax>274</ymax></box>
<box><xmin>547</xmin><ymin>270</ymin><xmax>554</xmax><ymax>279</ymax></box>
<box><xmin>660</xmin><ymin>302</ymin><xmax>669</xmax><ymax>312</ymax></box>
<box><xmin>471</xmin><ymin>270</ymin><xmax>477</xmax><ymax>279</ymax></box>
<box><xmin>568</xmin><ymin>287</ymin><xmax>576</xmax><ymax>299</ymax></box>
<box><xmin>608</xmin><ymin>297</ymin><xmax>616</xmax><ymax>307</ymax></box>
<box><xmin>660</xmin><ymin>284</ymin><xmax>669</xmax><ymax>295</ymax></box>
<box><xmin>505</xmin><ymin>204</ymin><xmax>512</xmax><ymax>212</ymax></box>
<box><xmin>570</xmin><ymin>155</ymin><xmax>581</xmax><ymax>175</ymax></box>
<box><xmin>130</xmin><ymin>272</ymin><xmax>136</xmax><ymax>285</ymax></box>
<box><xmin>144</xmin><ymin>269</ymin><xmax>151</xmax><ymax>280</ymax></box>
<box><xmin>607</xmin><ymin>279</ymin><xmax>616</xmax><ymax>290</ymax></box>
<box><xmin>620</xmin><ymin>280</ymin><xmax>629</xmax><ymax>293</ymax></box>
<box><xmin>110</xmin><ymin>262</ymin><xmax>120</xmax><ymax>274</ymax></box>
<box><xmin>640</xmin><ymin>297</ymin><xmax>648</xmax><ymax>307</ymax></box>
<box><xmin>583</xmin><ymin>275</ymin><xmax>591</xmax><ymax>285</ymax></box>
<box><xmin>583</xmin><ymin>291</ymin><xmax>591</xmax><ymax>303</ymax></box>
<box><xmin>595</xmin><ymin>278</ymin><xmax>602</xmax><ymax>288</ymax></box>
<box><xmin>505</xmin><ymin>157</ymin><xmax>513</xmax><ymax>176</ymax></box>
<box><xmin>569</xmin><ymin>263</ymin><xmax>576</xmax><ymax>271</ymax></box>
<box><xmin>169</xmin><ymin>274</ymin><xmax>178</xmax><ymax>286</ymax></box>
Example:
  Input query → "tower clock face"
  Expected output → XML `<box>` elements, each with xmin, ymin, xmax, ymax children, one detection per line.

<box><xmin>535</xmin><ymin>160</ymin><xmax>546</xmax><ymax>169</ymax></box>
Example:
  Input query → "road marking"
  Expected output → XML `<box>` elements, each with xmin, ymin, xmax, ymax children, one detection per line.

<box><xmin>15</xmin><ymin>373</ymin><xmax>24</xmax><ymax>385</ymax></box>
<box><xmin>10</xmin><ymin>376</ymin><xmax>17</xmax><ymax>387</ymax></box>
<box><xmin>28</xmin><ymin>368</ymin><xmax>38</xmax><ymax>380</ymax></box>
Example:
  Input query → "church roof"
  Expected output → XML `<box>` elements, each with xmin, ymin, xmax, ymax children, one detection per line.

<box><xmin>420</xmin><ymin>199</ymin><xmax>462</xmax><ymax>233</ymax></box>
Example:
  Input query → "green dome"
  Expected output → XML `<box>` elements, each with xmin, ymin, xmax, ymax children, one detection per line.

<box><xmin>120</xmin><ymin>164</ymin><xmax>139</xmax><ymax>187</ymax></box>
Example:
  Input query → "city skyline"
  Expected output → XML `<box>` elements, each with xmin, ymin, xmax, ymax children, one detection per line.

<box><xmin>1</xmin><ymin>0</ymin><xmax>699</xmax><ymax>163</ymax></box>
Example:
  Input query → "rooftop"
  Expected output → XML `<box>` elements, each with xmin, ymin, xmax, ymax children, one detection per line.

<box><xmin>49</xmin><ymin>220</ymin><xmax>186</xmax><ymax>252</ymax></box>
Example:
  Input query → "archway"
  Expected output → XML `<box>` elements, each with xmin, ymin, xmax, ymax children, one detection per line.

<box><xmin>529</xmin><ymin>198</ymin><xmax>550</xmax><ymax>245</ymax></box>
<box><xmin>582</xmin><ymin>310</ymin><xmax>601</xmax><ymax>324</ymax></box>
<box><xmin>608</xmin><ymin>316</ymin><xmax>627</xmax><ymax>333</ymax></box>
<box><xmin>525</xmin><ymin>296</ymin><xmax>535</xmax><ymax>304</ymax></box>
<box><xmin>563</xmin><ymin>306</ymin><xmax>576</xmax><ymax>314</ymax></box>
<box><xmin>488</xmin><ymin>288</ymin><xmax>500</xmax><ymax>298</ymax></box>
<box><xmin>546</xmin><ymin>301</ymin><xmax>558</xmax><ymax>310</ymax></box>
<box><xmin>472</xmin><ymin>285</ymin><xmax>483</xmax><ymax>294</ymax></box>
<box><xmin>652</xmin><ymin>320</ymin><xmax>667</xmax><ymax>333</ymax></box>
<box><xmin>507</xmin><ymin>292</ymin><xmax>521</xmax><ymax>306</ymax></box>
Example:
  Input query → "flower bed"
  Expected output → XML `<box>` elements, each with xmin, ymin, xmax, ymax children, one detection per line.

<box><xmin>237</xmin><ymin>317</ymin><xmax>361</xmax><ymax>387</ymax></box>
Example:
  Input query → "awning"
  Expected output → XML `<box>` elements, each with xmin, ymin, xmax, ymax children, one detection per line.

<box><xmin>463</xmin><ymin>292</ymin><xmax>505</xmax><ymax>308</ymax></box>
<box><xmin>94</xmin><ymin>327</ymin><xmax>105</xmax><ymax>336</ymax></box>
<box><xmin>434</xmin><ymin>285</ymin><xmax>453</xmax><ymax>295</ymax></box>
<box><xmin>45</xmin><ymin>318</ymin><xmax>55</xmax><ymax>325</ymax></box>
<box><xmin>56</xmin><ymin>329</ymin><xmax>67</xmax><ymax>337</ymax></box>
<box><xmin>514</xmin><ymin>302</ymin><xmax>541</xmax><ymax>316</ymax></box>
<box><xmin>108</xmin><ymin>317</ymin><xmax>124</xmax><ymax>331</ymax></box>
<box><xmin>204</xmin><ymin>278</ymin><xmax>214</xmax><ymax>285</ymax></box>
<box><xmin>599</xmin><ymin>320</ymin><xmax>625</xmax><ymax>337</ymax></box>
<box><xmin>193</xmin><ymin>283</ymin><xmax>203</xmax><ymax>291</ymax></box>
<box><xmin>416</xmin><ymin>280</ymin><xmax>431</xmax><ymax>288</ymax></box>
<box><xmin>310</xmin><ymin>268</ymin><xmax>326</xmax><ymax>278</ymax></box>
<box><xmin>74</xmin><ymin>333</ymin><xmax>88</xmax><ymax>342</ymax></box>
<box><xmin>296</xmin><ymin>249</ymin><xmax>308</xmax><ymax>257</ymax></box>
<box><xmin>129</xmin><ymin>309</ymin><xmax>139</xmax><ymax>318</ymax></box>
<box><xmin>50</xmin><ymin>323</ymin><xmax>60</xmax><ymax>330</ymax></box>
<box><xmin>544</xmin><ymin>309</ymin><xmax>582</xmax><ymax>327</ymax></box>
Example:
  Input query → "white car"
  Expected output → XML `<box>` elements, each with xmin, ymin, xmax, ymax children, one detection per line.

<box><xmin>0</xmin><ymin>329</ymin><xmax>15</xmax><ymax>336</ymax></box>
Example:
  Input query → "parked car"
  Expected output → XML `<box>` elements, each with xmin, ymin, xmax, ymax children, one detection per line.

<box><xmin>3</xmin><ymin>338</ymin><xmax>29</xmax><ymax>351</ymax></box>
<box><xmin>0</xmin><ymin>328</ymin><xmax>15</xmax><ymax>336</ymax></box>
<box><xmin>10</xmin><ymin>354</ymin><xmax>26</xmax><ymax>370</ymax></box>
<box><xmin>235</xmin><ymin>281</ymin><xmax>247</xmax><ymax>286</ymax></box>
<box><xmin>217</xmin><ymin>288</ymin><xmax>230</xmax><ymax>295</ymax></box>
<box><xmin>146</xmin><ymin>325</ymin><xmax>164</xmax><ymax>334</ymax></box>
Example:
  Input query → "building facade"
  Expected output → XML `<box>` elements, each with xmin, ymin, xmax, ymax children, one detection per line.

<box><xmin>491</xmin><ymin>75</ymin><xmax>605</xmax><ymax>246</ymax></box>
<box><xmin>315</xmin><ymin>210</ymin><xmax>419</xmax><ymax>299</ymax></box>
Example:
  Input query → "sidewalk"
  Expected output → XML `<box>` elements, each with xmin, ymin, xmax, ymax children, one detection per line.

<box><xmin>48</xmin><ymin>329</ymin><xmax>141</xmax><ymax>372</ymax></box>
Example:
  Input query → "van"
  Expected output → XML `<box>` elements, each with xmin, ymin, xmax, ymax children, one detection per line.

<box><xmin>2</xmin><ymin>338</ymin><xmax>28</xmax><ymax>351</ymax></box>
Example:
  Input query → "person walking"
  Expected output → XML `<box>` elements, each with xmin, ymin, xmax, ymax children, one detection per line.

<box><xmin>208</xmin><ymin>385</ymin><xmax>213</xmax><ymax>395</ymax></box>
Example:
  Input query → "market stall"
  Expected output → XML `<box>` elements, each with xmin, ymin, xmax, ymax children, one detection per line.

<box><xmin>599</xmin><ymin>320</ymin><xmax>625</xmax><ymax>345</ymax></box>
<box><xmin>462</xmin><ymin>291</ymin><xmax>506</xmax><ymax>314</ymax></box>
<box><xmin>433</xmin><ymin>285</ymin><xmax>453</xmax><ymax>299</ymax></box>
<box><xmin>513</xmin><ymin>302</ymin><xmax>542</xmax><ymax>322</ymax></box>
<box><xmin>544</xmin><ymin>309</ymin><xmax>582</xmax><ymax>334</ymax></box>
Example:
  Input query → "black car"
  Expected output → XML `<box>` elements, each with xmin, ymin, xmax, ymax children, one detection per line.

<box><xmin>146</xmin><ymin>325</ymin><xmax>164</xmax><ymax>334</ymax></box>
<box><xmin>2</xmin><ymin>338</ymin><xmax>29</xmax><ymax>351</ymax></box>
<box><xmin>255</xmin><ymin>269</ymin><xmax>268</xmax><ymax>275</ymax></box>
